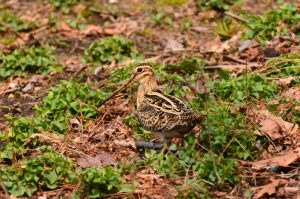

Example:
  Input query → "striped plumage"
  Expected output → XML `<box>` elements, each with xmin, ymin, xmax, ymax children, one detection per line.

<box><xmin>99</xmin><ymin>63</ymin><xmax>202</xmax><ymax>147</ymax></box>
<box><xmin>137</xmin><ymin>90</ymin><xmax>201</xmax><ymax>143</ymax></box>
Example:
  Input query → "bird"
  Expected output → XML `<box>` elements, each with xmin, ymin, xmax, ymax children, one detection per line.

<box><xmin>99</xmin><ymin>63</ymin><xmax>203</xmax><ymax>152</ymax></box>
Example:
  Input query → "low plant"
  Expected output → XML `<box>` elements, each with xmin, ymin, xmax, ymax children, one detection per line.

<box><xmin>81</xmin><ymin>166</ymin><xmax>134</xmax><ymax>198</ymax></box>
<box><xmin>197</xmin><ymin>0</ymin><xmax>240</xmax><ymax>11</ymax></box>
<box><xmin>0</xmin><ymin>46</ymin><xmax>62</xmax><ymax>81</ymax></box>
<box><xmin>51</xmin><ymin>0</ymin><xmax>77</xmax><ymax>13</ymax></box>
<box><xmin>214</xmin><ymin>19</ymin><xmax>242</xmax><ymax>40</ymax></box>
<box><xmin>150</xmin><ymin>12</ymin><xmax>174</xmax><ymax>26</ymax></box>
<box><xmin>244</xmin><ymin>4</ymin><xmax>300</xmax><ymax>42</ymax></box>
<box><xmin>0</xmin><ymin>9</ymin><xmax>37</xmax><ymax>32</ymax></box>
<box><xmin>263</xmin><ymin>53</ymin><xmax>300</xmax><ymax>77</ymax></box>
<box><xmin>0</xmin><ymin>117</ymin><xmax>38</xmax><ymax>160</ymax></box>
<box><xmin>34</xmin><ymin>80</ymin><xmax>110</xmax><ymax>134</ymax></box>
<box><xmin>84</xmin><ymin>35</ymin><xmax>136</xmax><ymax>65</ymax></box>
<box><xmin>211</xmin><ymin>73</ymin><xmax>278</xmax><ymax>104</ymax></box>
<box><xmin>0</xmin><ymin>150</ymin><xmax>77</xmax><ymax>197</ymax></box>
<box><xmin>180</xmin><ymin>18</ymin><xmax>193</xmax><ymax>31</ymax></box>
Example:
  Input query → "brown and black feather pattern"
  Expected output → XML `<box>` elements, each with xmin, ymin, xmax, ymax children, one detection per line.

<box><xmin>137</xmin><ymin>90</ymin><xmax>201</xmax><ymax>140</ymax></box>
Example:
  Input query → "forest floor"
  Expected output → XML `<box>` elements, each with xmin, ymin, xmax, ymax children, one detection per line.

<box><xmin>0</xmin><ymin>0</ymin><xmax>300</xmax><ymax>198</ymax></box>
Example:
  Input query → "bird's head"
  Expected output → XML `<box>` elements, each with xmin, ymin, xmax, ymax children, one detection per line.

<box><xmin>130</xmin><ymin>63</ymin><xmax>155</xmax><ymax>84</ymax></box>
<box><xmin>98</xmin><ymin>63</ymin><xmax>155</xmax><ymax>107</ymax></box>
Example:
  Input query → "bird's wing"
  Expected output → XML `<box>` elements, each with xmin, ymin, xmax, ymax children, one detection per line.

<box><xmin>137</xmin><ymin>91</ymin><xmax>199</xmax><ymax>133</ymax></box>
<box><xmin>143</xmin><ymin>91</ymin><xmax>192</xmax><ymax>114</ymax></box>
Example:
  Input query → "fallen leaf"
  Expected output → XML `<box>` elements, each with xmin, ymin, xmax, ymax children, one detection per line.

<box><xmin>165</xmin><ymin>38</ymin><xmax>184</xmax><ymax>52</ymax></box>
<box><xmin>277</xmin><ymin>76</ymin><xmax>294</xmax><ymax>87</ymax></box>
<box><xmin>77</xmin><ymin>156</ymin><xmax>102</xmax><ymax>168</ymax></box>
<box><xmin>284</xmin><ymin>186</ymin><xmax>299</xmax><ymax>194</ymax></box>
<box><xmin>255</xmin><ymin>109</ymin><xmax>298</xmax><ymax>140</ymax></box>
<box><xmin>21</xmin><ymin>82</ymin><xmax>34</xmax><ymax>92</ymax></box>
<box><xmin>207</xmin><ymin>31</ymin><xmax>242</xmax><ymax>53</ymax></box>
<box><xmin>114</xmin><ymin>138</ymin><xmax>136</xmax><ymax>149</ymax></box>
<box><xmin>254</xmin><ymin>179</ymin><xmax>280</xmax><ymax>198</ymax></box>
<box><xmin>252</xmin><ymin>151</ymin><xmax>300</xmax><ymax>170</ymax></box>
<box><xmin>283</xmin><ymin>87</ymin><xmax>300</xmax><ymax>103</ymax></box>
<box><xmin>70</xmin><ymin>118</ymin><xmax>83</xmax><ymax>131</ymax></box>
<box><xmin>246</xmin><ymin>48</ymin><xmax>260</xmax><ymax>61</ymax></box>
<box><xmin>95</xmin><ymin>153</ymin><xmax>117</xmax><ymax>165</ymax></box>
<box><xmin>239</xmin><ymin>40</ymin><xmax>260</xmax><ymax>52</ymax></box>
<box><xmin>77</xmin><ymin>153</ymin><xmax>116</xmax><ymax>168</ymax></box>
<box><xmin>81</xmin><ymin>25</ymin><xmax>104</xmax><ymax>35</ymax></box>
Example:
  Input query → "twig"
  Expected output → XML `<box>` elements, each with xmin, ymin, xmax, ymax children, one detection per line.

<box><xmin>212</xmin><ymin>155</ymin><xmax>222</xmax><ymax>184</ymax></box>
<box><xmin>208</xmin><ymin>130</ymin><xmax>222</xmax><ymax>184</ymax></box>
<box><xmin>204</xmin><ymin>64</ymin><xmax>260</xmax><ymax>69</ymax></box>
<box><xmin>224</xmin><ymin>11</ymin><xmax>249</xmax><ymax>23</ymax></box>
<box><xmin>224</xmin><ymin>55</ymin><xmax>247</xmax><ymax>64</ymax></box>
<box><xmin>234</xmin><ymin>137</ymin><xmax>254</xmax><ymax>160</ymax></box>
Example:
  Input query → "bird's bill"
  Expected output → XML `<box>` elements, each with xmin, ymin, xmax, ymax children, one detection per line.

<box><xmin>98</xmin><ymin>74</ymin><xmax>136</xmax><ymax>107</ymax></box>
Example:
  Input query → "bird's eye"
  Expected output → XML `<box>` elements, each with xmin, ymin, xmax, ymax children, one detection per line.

<box><xmin>137</xmin><ymin>67</ymin><xmax>143</xmax><ymax>72</ymax></box>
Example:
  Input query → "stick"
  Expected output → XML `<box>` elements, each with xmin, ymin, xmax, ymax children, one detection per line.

<box><xmin>224</xmin><ymin>11</ymin><xmax>249</xmax><ymax>23</ymax></box>
<box><xmin>224</xmin><ymin>55</ymin><xmax>247</xmax><ymax>64</ymax></box>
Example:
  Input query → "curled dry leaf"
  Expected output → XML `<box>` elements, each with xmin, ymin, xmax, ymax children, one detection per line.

<box><xmin>254</xmin><ymin>179</ymin><xmax>283</xmax><ymax>199</ymax></box>
<box><xmin>283</xmin><ymin>87</ymin><xmax>300</xmax><ymax>103</ymax></box>
<box><xmin>251</xmin><ymin>151</ymin><xmax>300</xmax><ymax>170</ymax></box>
<box><xmin>255</xmin><ymin>109</ymin><xmax>298</xmax><ymax>140</ymax></box>
<box><xmin>70</xmin><ymin>118</ymin><xmax>83</xmax><ymax>131</ymax></box>
<box><xmin>276</xmin><ymin>76</ymin><xmax>294</xmax><ymax>87</ymax></box>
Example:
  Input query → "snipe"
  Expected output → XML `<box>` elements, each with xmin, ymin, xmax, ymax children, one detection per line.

<box><xmin>99</xmin><ymin>63</ymin><xmax>203</xmax><ymax>151</ymax></box>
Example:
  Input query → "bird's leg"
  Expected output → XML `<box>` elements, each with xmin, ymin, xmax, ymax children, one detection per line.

<box><xmin>160</xmin><ymin>143</ymin><xmax>168</xmax><ymax>154</ymax></box>
<box><xmin>160</xmin><ymin>137</ymin><xmax>170</xmax><ymax>154</ymax></box>
<box><xmin>136</xmin><ymin>141</ymin><xmax>164</xmax><ymax>149</ymax></box>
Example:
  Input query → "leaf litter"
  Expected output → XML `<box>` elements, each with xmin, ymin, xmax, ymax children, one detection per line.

<box><xmin>0</xmin><ymin>0</ymin><xmax>300</xmax><ymax>198</ymax></box>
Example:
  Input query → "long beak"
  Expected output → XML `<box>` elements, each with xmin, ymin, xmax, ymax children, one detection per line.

<box><xmin>98</xmin><ymin>74</ymin><xmax>136</xmax><ymax>107</ymax></box>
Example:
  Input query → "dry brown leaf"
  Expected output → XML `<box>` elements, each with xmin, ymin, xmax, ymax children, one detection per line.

<box><xmin>254</xmin><ymin>179</ymin><xmax>280</xmax><ymax>198</ymax></box>
<box><xmin>277</xmin><ymin>76</ymin><xmax>294</xmax><ymax>87</ymax></box>
<box><xmin>114</xmin><ymin>138</ymin><xmax>136</xmax><ymax>149</ymax></box>
<box><xmin>77</xmin><ymin>156</ymin><xmax>102</xmax><ymax>168</ymax></box>
<box><xmin>252</xmin><ymin>151</ymin><xmax>300</xmax><ymax>170</ymax></box>
<box><xmin>238</xmin><ymin>39</ymin><xmax>260</xmax><ymax>52</ymax></box>
<box><xmin>24</xmin><ymin>133</ymin><xmax>63</xmax><ymax>146</ymax></box>
<box><xmin>70</xmin><ymin>118</ymin><xmax>83</xmax><ymax>131</ymax></box>
<box><xmin>207</xmin><ymin>31</ymin><xmax>242</xmax><ymax>53</ymax></box>
<box><xmin>56</xmin><ymin>21</ymin><xmax>80</xmax><ymax>38</ymax></box>
<box><xmin>283</xmin><ymin>87</ymin><xmax>300</xmax><ymax>103</ymax></box>
<box><xmin>284</xmin><ymin>186</ymin><xmax>299</xmax><ymax>194</ymax></box>
<box><xmin>81</xmin><ymin>25</ymin><xmax>104</xmax><ymax>36</ymax></box>
<box><xmin>77</xmin><ymin>153</ymin><xmax>116</xmax><ymax>168</ymax></box>
<box><xmin>81</xmin><ymin>24</ymin><xmax>127</xmax><ymax>36</ymax></box>
<box><xmin>256</xmin><ymin>109</ymin><xmax>298</xmax><ymax>140</ymax></box>
<box><xmin>165</xmin><ymin>38</ymin><xmax>184</xmax><ymax>52</ymax></box>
